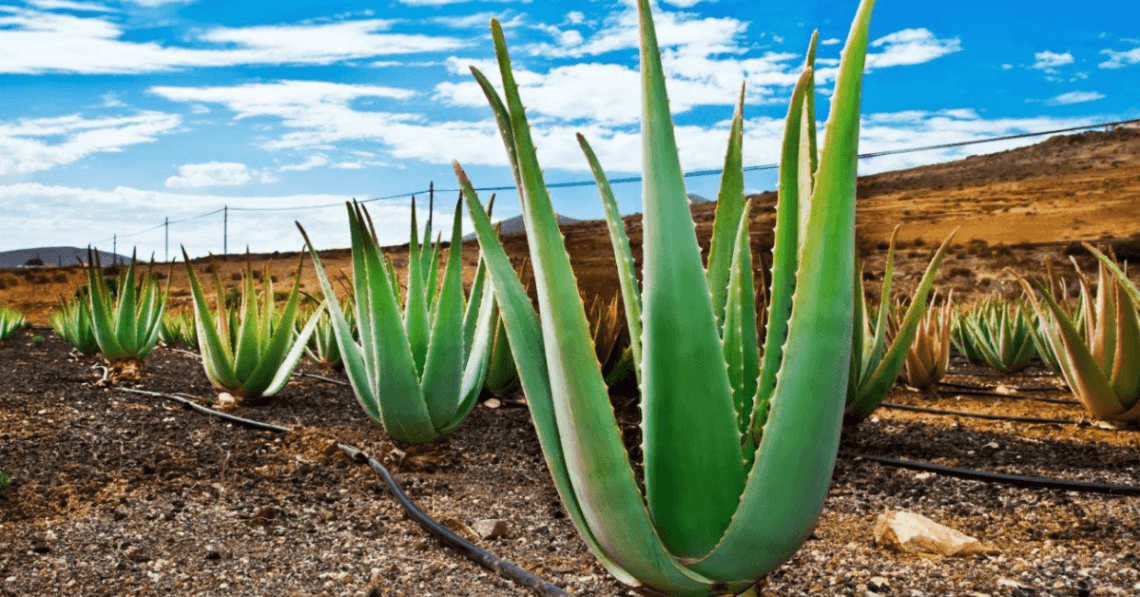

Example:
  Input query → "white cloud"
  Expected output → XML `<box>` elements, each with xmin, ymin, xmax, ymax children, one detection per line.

<box><xmin>165</xmin><ymin>162</ymin><xmax>278</xmax><ymax>188</ymax></box>
<box><xmin>565</xmin><ymin>11</ymin><xmax>585</xmax><ymax>25</ymax></box>
<box><xmin>1099</xmin><ymin>46</ymin><xmax>1140</xmax><ymax>69</ymax></box>
<box><xmin>866</xmin><ymin>29</ymin><xmax>961</xmax><ymax>69</ymax></box>
<box><xmin>1045</xmin><ymin>91</ymin><xmax>1105</xmax><ymax>106</ymax></box>
<box><xmin>0</xmin><ymin>9</ymin><xmax>466</xmax><ymax>74</ymax></box>
<box><xmin>398</xmin><ymin>0</ymin><xmax>530</xmax><ymax>5</ymax></box>
<box><xmin>101</xmin><ymin>92</ymin><xmax>126</xmax><ymax>107</ymax></box>
<box><xmin>28</xmin><ymin>0</ymin><xmax>115</xmax><ymax>12</ymax></box>
<box><xmin>279</xmin><ymin>154</ymin><xmax>329</xmax><ymax>172</ymax></box>
<box><xmin>1032</xmin><ymin>50</ymin><xmax>1074</xmax><ymax>71</ymax></box>
<box><xmin>0</xmin><ymin>111</ymin><xmax>180</xmax><ymax>175</ymax></box>
<box><xmin>820</xmin><ymin>38</ymin><xmax>841</xmax><ymax>46</ymax></box>
<box><xmin>857</xmin><ymin>110</ymin><xmax>1098</xmax><ymax>174</ymax></box>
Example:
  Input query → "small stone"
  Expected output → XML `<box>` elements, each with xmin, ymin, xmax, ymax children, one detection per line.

<box><xmin>868</xmin><ymin>576</ymin><xmax>891</xmax><ymax>593</ymax></box>
<box><xmin>472</xmin><ymin>519</ymin><xmax>508</xmax><ymax>540</ymax></box>
<box><xmin>483</xmin><ymin>398</ymin><xmax>502</xmax><ymax>409</ymax></box>
<box><xmin>874</xmin><ymin>510</ymin><xmax>997</xmax><ymax>557</ymax></box>
<box><xmin>214</xmin><ymin>392</ymin><xmax>237</xmax><ymax>410</ymax></box>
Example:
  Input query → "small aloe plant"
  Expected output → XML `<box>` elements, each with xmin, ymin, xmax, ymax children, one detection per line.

<box><xmin>297</xmin><ymin>199</ymin><xmax>497</xmax><ymax>443</ymax></box>
<box><xmin>892</xmin><ymin>290</ymin><xmax>955</xmax><ymax>390</ymax></box>
<box><xmin>1017</xmin><ymin>245</ymin><xmax>1140</xmax><ymax>422</ymax></box>
<box><xmin>0</xmin><ymin>305</ymin><xmax>29</xmax><ymax>346</ymax></box>
<box><xmin>451</xmin><ymin>0</ymin><xmax>875</xmax><ymax>594</ymax></box>
<box><xmin>84</xmin><ymin>249</ymin><xmax>169</xmax><ymax>367</ymax></box>
<box><xmin>844</xmin><ymin>226</ymin><xmax>956</xmax><ymax>424</ymax></box>
<box><xmin>50</xmin><ymin>297</ymin><xmax>100</xmax><ymax>354</ymax></box>
<box><xmin>953</xmin><ymin>298</ymin><xmax>1038</xmax><ymax>373</ymax></box>
<box><xmin>182</xmin><ymin>251</ymin><xmax>323</xmax><ymax>402</ymax></box>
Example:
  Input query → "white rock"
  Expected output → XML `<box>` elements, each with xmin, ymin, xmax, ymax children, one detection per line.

<box><xmin>472</xmin><ymin>519</ymin><xmax>508</xmax><ymax>540</ymax></box>
<box><xmin>874</xmin><ymin>510</ymin><xmax>997</xmax><ymax>557</ymax></box>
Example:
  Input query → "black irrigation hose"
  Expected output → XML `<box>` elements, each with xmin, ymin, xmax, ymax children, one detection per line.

<box><xmin>881</xmin><ymin>402</ymin><xmax>1078</xmax><ymax>425</ymax></box>
<box><xmin>295</xmin><ymin>370</ymin><xmax>349</xmax><ymax>386</ymax></box>
<box><xmin>851</xmin><ymin>453</ymin><xmax>1140</xmax><ymax>496</ymax></box>
<box><xmin>113</xmin><ymin>387</ymin><xmax>292</xmax><ymax>433</ymax></box>
<box><xmin>937</xmin><ymin>381</ymin><xmax>1065</xmax><ymax>393</ymax></box>
<box><xmin>112</xmin><ymin>384</ymin><xmax>566</xmax><ymax>597</ymax></box>
<box><xmin>938</xmin><ymin>387</ymin><xmax>1080</xmax><ymax>405</ymax></box>
<box><xmin>338</xmin><ymin>444</ymin><xmax>570</xmax><ymax>597</ymax></box>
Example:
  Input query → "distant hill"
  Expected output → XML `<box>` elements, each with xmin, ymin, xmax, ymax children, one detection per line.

<box><xmin>687</xmin><ymin>193</ymin><xmax>713</xmax><ymax>204</ymax></box>
<box><xmin>463</xmin><ymin>213</ymin><xmax>582</xmax><ymax>241</ymax></box>
<box><xmin>0</xmin><ymin>247</ymin><xmax>132</xmax><ymax>269</ymax></box>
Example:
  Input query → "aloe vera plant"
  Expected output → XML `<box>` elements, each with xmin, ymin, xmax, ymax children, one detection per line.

<box><xmin>182</xmin><ymin>252</ymin><xmax>322</xmax><ymax>401</ymax></box>
<box><xmin>0</xmin><ymin>305</ymin><xmax>29</xmax><ymax>345</ymax></box>
<box><xmin>50</xmin><ymin>297</ymin><xmax>99</xmax><ymax>354</ymax></box>
<box><xmin>84</xmin><ymin>249</ymin><xmax>169</xmax><ymax>365</ymax></box>
<box><xmin>159</xmin><ymin>310</ymin><xmax>199</xmax><ymax>349</ymax></box>
<box><xmin>893</xmin><ymin>290</ymin><xmax>955</xmax><ymax>390</ymax></box>
<box><xmin>297</xmin><ymin>199</ymin><xmax>497</xmax><ymax>443</ymax></box>
<box><xmin>1017</xmin><ymin>244</ymin><xmax>1140</xmax><ymax>422</ymax></box>
<box><xmin>451</xmin><ymin>0</ymin><xmax>874</xmax><ymax>593</ymax></box>
<box><xmin>954</xmin><ymin>298</ymin><xmax>1038</xmax><ymax>373</ymax></box>
<box><xmin>844</xmin><ymin>227</ymin><xmax>956</xmax><ymax>423</ymax></box>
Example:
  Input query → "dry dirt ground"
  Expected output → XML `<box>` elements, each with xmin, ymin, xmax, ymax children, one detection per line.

<box><xmin>2</xmin><ymin>126</ymin><xmax>1140</xmax><ymax>597</ymax></box>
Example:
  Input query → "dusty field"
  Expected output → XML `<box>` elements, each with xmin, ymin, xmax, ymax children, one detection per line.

<box><xmin>2</xmin><ymin>126</ymin><xmax>1140</xmax><ymax>597</ymax></box>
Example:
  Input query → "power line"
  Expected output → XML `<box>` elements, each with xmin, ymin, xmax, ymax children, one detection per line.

<box><xmin>94</xmin><ymin>116</ymin><xmax>1139</xmax><ymax>248</ymax></box>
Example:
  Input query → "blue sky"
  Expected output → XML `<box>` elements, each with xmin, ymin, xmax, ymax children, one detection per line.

<box><xmin>1</xmin><ymin>0</ymin><xmax>1137</xmax><ymax>260</ymax></box>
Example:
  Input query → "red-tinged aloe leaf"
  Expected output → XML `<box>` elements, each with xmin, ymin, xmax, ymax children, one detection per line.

<box><xmin>706</xmin><ymin>83</ymin><xmax>746</xmax><ymax>330</ymax></box>
<box><xmin>577</xmin><ymin>133</ymin><xmax>643</xmax><ymax>389</ymax></box>
<box><xmin>693</xmin><ymin>0</ymin><xmax>874</xmax><ymax>581</ymax></box>
<box><xmin>1016</xmin><ymin>275</ymin><xmax>1125</xmax><ymax>419</ymax></box>
<box><xmin>635</xmin><ymin>0</ymin><xmax>744</xmax><ymax>559</ymax></box>
<box><xmin>1109</xmin><ymin>282</ymin><xmax>1140</xmax><ymax>406</ymax></box>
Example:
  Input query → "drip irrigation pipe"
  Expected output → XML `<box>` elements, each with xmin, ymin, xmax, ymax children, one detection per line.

<box><xmin>338</xmin><ymin>444</ymin><xmax>570</xmax><ymax>597</ymax></box>
<box><xmin>881</xmin><ymin>402</ymin><xmax>1078</xmax><ymax>425</ymax></box>
<box><xmin>937</xmin><ymin>388</ymin><xmax>1079</xmax><ymax>405</ymax></box>
<box><xmin>113</xmin><ymin>387</ymin><xmax>292</xmax><ymax>433</ymax></box>
<box><xmin>937</xmin><ymin>381</ymin><xmax>1068</xmax><ymax>393</ymax></box>
<box><xmin>851</xmin><ymin>453</ymin><xmax>1140</xmax><ymax>496</ymax></box>
<box><xmin>295</xmin><ymin>370</ymin><xmax>349</xmax><ymax>386</ymax></box>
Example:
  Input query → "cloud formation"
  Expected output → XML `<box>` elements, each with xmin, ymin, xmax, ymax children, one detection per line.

<box><xmin>165</xmin><ymin>162</ymin><xmax>278</xmax><ymax>188</ymax></box>
<box><xmin>0</xmin><ymin>111</ymin><xmax>180</xmax><ymax>175</ymax></box>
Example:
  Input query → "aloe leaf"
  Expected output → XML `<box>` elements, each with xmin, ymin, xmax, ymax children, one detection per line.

<box><xmin>706</xmin><ymin>84</ymin><xmax>747</xmax><ymax>329</ymax></box>
<box><xmin>849</xmin><ymin>229</ymin><xmax>956</xmax><ymax>421</ymax></box>
<box><xmin>262</xmin><ymin>301</ymin><xmax>325</xmax><ymax>397</ymax></box>
<box><xmin>577</xmin><ymin>133</ymin><xmax>643</xmax><ymax>388</ymax></box>
<box><xmin>1018</xmin><ymin>276</ymin><xmax>1125</xmax><ymax>419</ymax></box>
<box><xmin>693</xmin><ymin>0</ymin><xmax>874</xmax><ymax>580</ymax></box>
<box><xmin>114</xmin><ymin>252</ymin><xmax>140</xmax><ymax>355</ymax></box>
<box><xmin>722</xmin><ymin>201</ymin><xmax>759</xmax><ymax>442</ymax></box>
<box><xmin>1110</xmin><ymin>286</ymin><xmax>1140</xmax><ymax>401</ymax></box>
<box><xmin>182</xmin><ymin>248</ymin><xmax>239</xmax><ymax>389</ymax></box>
<box><xmin>441</xmin><ymin>261</ymin><xmax>498</xmax><ymax>436</ymax></box>
<box><xmin>405</xmin><ymin>198</ymin><xmax>430</xmax><ymax>376</ymax></box>
<box><xmin>297</xmin><ymin>218</ymin><xmax>380</xmax><ymax>421</ymax></box>
<box><xmin>751</xmin><ymin>66</ymin><xmax>815</xmax><ymax>445</ymax></box>
<box><xmin>797</xmin><ymin>32</ymin><xmax>820</xmax><ymax>247</ymax></box>
<box><xmin>231</xmin><ymin>270</ymin><xmax>263</xmax><ymax>383</ymax></box>
<box><xmin>635</xmin><ymin>0</ymin><xmax>744</xmax><ymax>558</ymax></box>
<box><xmin>420</xmin><ymin>202</ymin><xmax>467</xmax><ymax>429</ymax></box>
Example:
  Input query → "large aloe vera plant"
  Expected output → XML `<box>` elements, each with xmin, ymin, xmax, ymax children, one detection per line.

<box><xmin>450</xmin><ymin>1</ymin><xmax>875</xmax><ymax>594</ymax></box>
<box><xmin>1017</xmin><ymin>245</ymin><xmax>1140</xmax><ymax>422</ymax></box>
<box><xmin>297</xmin><ymin>199</ymin><xmax>497</xmax><ymax>443</ymax></box>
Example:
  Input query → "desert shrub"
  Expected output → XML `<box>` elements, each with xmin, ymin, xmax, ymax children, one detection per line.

<box><xmin>0</xmin><ymin>471</ymin><xmax>9</xmax><ymax>491</ymax></box>
<box><xmin>231</xmin><ymin>271</ymin><xmax>243</xmax><ymax>281</ymax></box>
<box><xmin>32</xmin><ymin>335</ymin><xmax>45</xmax><ymax>347</ymax></box>
<box><xmin>24</xmin><ymin>257</ymin><xmax>43</xmax><ymax>267</ymax></box>
<box><xmin>948</xmin><ymin>266</ymin><xmax>974</xmax><ymax>279</ymax></box>
<box><xmin>0</xmin><ymin>275</ymin><xmax>16</xmax><ymax>290</ymax></box>
<box><xmin>1110</xmin><ymin>237</ymin><xmax>1140</xmax><ymax>264</ymax></box>
<box><xmin>52</xmin><ymin>272</ymin><xmax>68</xmax><ymax>283</ymax></box>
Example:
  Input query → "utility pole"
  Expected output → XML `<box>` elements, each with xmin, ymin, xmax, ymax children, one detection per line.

<box><xmin>113</xmin><ymin>234</ymin><xmax>117</xmax><ymax>266</ymax></box>
<box><xmin>164</xmin><ymin>217</ymin><xmax>169</xmax><ymax>263</ymax></box>
<box><xmin>223</xmin><ymin>206</ymin><xmax>228</xmax><ymax>256</ymax></box>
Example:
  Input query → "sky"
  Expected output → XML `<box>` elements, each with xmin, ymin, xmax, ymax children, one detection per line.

<box><xmin>1</xmin><ymin>0</ymin><xmax>1137</xmax><ymax>261</ymax></box>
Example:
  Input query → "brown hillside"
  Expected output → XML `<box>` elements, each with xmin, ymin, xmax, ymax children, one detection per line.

<box><xmin>3</xmin><ymin>124</ymin><xmax>1139</xmax><ymax>326</ymax></box>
